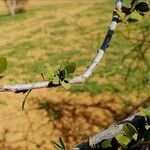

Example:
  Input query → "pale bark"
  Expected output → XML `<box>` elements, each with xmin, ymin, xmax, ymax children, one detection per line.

<box><xmin>5</xmin><ymin>0</ymin><xmax>16</xmax><ymax>15</ymax></box>
<box><xmin>4</xmin><ymin>0</ymin><xmax>28</xmax><ymax>15</ymax></box>
<box><xmin>72</xmin><ymin>108</ymin><xmax>150</xmax><ymax>150</ymax></box>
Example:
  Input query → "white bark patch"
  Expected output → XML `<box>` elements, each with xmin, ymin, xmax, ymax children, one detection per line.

<box><xmin>70</xmin><ymin>50</ymin><xmax>104</xmax><ymax>84</ymax></box>
<box><xmin>109</xmin><ymin>21</ymin><xmax>117</xmax><ymax>31</ymax></box>
<box><xmin>117</xmin><ymin>0</ymin><xmax>123</xmax><ymax>11</ymax></box>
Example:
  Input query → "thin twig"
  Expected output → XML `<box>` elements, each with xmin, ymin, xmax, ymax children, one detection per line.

<box><xmin>22</xmin><ymin>89</ymin><xmax>32</xmax><ymax>110</ymax></box>
<box><xmin>125</xmin><ymin>96</ymin><xmax>150</xmax><ymax>117</ymax></box>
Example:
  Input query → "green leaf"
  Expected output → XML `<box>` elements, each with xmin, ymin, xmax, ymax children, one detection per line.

<box><xmin>64</xmin><ymin>61</ymin><xmax>77</xmax><ymax>74</ymax></box>
<box><xmin>127</xmin><ymin>11</ymin><xmax>142</xmax><ymax>22</ymax></box>
<box><xmin>43</xmin><ymin>64</ymin><xmax>55</xmax><ymax>81</ymax></box>
<box><xmin>61</xmin><ymin>61</ymin><xmax>70</xmax><ymax>69</ymax></box>
<box><xmin>145</xmin><ymin>125</ymin><xmax>150</xmax><ymax>130</ymax></box>
<box><xmin>0</xmin><ymin>57</ymin><xmax>7</xmax><ymax>74</ymax></box>
<box><xmin>101</xmin><ymin>139</ymin><xmax>112</xmax><ymax>149</ymax></box>
<box><xmin>53</xmin><ymin>141</ymin><xmax>63</xmax><ymax>150</ymax></box>
<box><xmin>141</xmin><ymin>109</ymin><xmax>150</xmax><ymax>117</ymax></box>
<box><xmin>60</xmin><ymin>81</ymin><xmax>71</xmax><ymax>90</ymax></box>
<box><xmin>117</xmin><ymin>11</ymin><xmax>126</xmax><ymax>21</ymax></box>
<box><xmin>59</xmin><ymin>137</ymin><xmax>66</xmax><ymax>149</ymax></box>
<box><xmin>135</xmin><ymin>2</ymin><xmax>150</xmax><ymax>12</ymax></box>
<box><xmin>58</xmin><ymin>69</ymin><xmax>67</xmax><ymax>81</ymax></box>
<box><xmin>53</xmin><ymin>75</ymin><xmax>60</xmax><ymax>84</ymax></box>
<box><xmin>116</xmin><ymin>134</ymin><xmax>131</xmax><ymax>146</ymax></box>
<box><xmin>131</xmin><ymin>0</ymin><xmax>139</xmax><ymax>7</ymax></box>
<box><xmin>52</xmin><ymin>137</ymin><xmax>66</xmax><ymax>150</ymax></box>
<box><xmin>131</xmin><ymin>0</ymin><xmax>139</xmax><ymax>11</ymax></box>
<box><xmin>144</xmin><ymin>129</ymin><xmax>150</xmax><ymax>141</ymax></box>
<box><xmin>124</xmin><ymin>0</ymin><xmax>132</xmax><ymax>7</ymax></box>
<box><xmin>123</xmin><ymin>122</ymin><xmax>138</xmax><ymax>140</ymax></box>
<box><xmin>133</xmin><ymin>133</ymin><xmax>138</xmax><ymax>141</ymax></box>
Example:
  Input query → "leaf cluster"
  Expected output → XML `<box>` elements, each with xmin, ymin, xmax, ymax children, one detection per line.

<box><xmin>115</xmin><ymin>0</ymin><xmax>149</xmax><ymax>23</ymax></box>
<box><xmin>41</xmin><ymin>61</ymin><xmax>77</xmax><ymax>90</ymax></box>
<box><xmin>87</xmin><ymin>109</ymin><xmax>150</xmax><ymax>150</ymax></box>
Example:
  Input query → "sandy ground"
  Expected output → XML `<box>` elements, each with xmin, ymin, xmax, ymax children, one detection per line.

<box><xmin>0</xmin><ymin>88</ymin><xmax>141</xmax><ymax>150</ymax></box>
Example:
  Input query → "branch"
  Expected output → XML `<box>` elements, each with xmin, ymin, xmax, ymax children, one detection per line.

<box><xmin>72</xmin><ymin>107</ymin><xmax>150</xmax><ymax>150</ymax></box>
<box><xmin>0</xmin><ymin>0</ymin><xmax>122</xmax><ymax>93</ymax></box>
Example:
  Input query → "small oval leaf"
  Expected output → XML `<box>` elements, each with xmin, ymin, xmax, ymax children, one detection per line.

<box><xmin>64</xmin><ymin>62</ymin><xmax>77</xmax><ymax>74</ymax></box>
<box><xmin>117</xmin><ymin>11</ymin><xmax>126</xmax><ymax>21</ymax></box>
<box><xmin>144</xmin><ymin>129</ymin><xmax>150</xmax><ymax>141</ymax></box>
<box><xmin>123</xmin><ymin>122</ymin><xmax>138</xmax><ymax>140</ymax></box>
<box><xmin>53</xmin><ymin>76</ymin><xmax>60</xmax><ymax>84</ymax></box>
<box><xmin>60</xmin><ymin>81</ymin><xmax>71</xmax><ymax>90</ymax></box>
<box><xmin>101</xmin><ymin>139</ymin><xmax>112</xmax><ymax>149</ymax></box>
<box><xmin>135</xmin><ymin>2</ymin><xmax>150</xmax><ymax>12</ymax></box>
<box><xmin>59</xmin><ymin>137</ymin><xmax>66</xmax><ymax>149</ymax></box>
<box><xmin>42</xmin><ymin>64</ymin><xmax>55</xmax><ymax>81</ymax></box>
<box><xmin>141</xmin><ymin>109</ymin><xmax>150</xmax><ymax>117</ymax></box>
<box><xmin>127</xmin><ymin>11</ymin><xmax>142</xmax><ymax>22</ymax></box>
<box><xmin>58</xmin><ymin>69</ymin><xmax>67</xmax><ymax>81</ymax></box>
<box><xmin>116</xmin><ymin>134</ymin><xmax>131</xmax><ymax>146</ymax></box>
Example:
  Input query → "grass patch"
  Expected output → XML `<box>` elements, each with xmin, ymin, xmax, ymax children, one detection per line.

<box><xmin>50</xmin><ymin>29</ymin><xmax>68</xmax><ymax>37</ymax></box>
<box><xmin>46</xmin><ymin>50</ymin><xmax>80</xmax><ymax>64</ymax></box>
<box><xmin>70</xmin><ymin>81</ymin><xmax>121</xmax><ymax>94</ymax></box>
<box><xmin>7</xmin><ymin>41</ymin><xmax>35</xmax><ymax>58</ymax></box>
<box><xmin>31</xmin><ymin>4</ymin><xmax>57</xmax><ymax>12</ymax></box>
<box><xmin>29</xmin><ymin>28</ymin><xmax>43</xmax><ymax>36</ymax></box>
<box><xmin>0</xmin><ymin>11</ymin><xmax>34</xmax><ymax>25</ymax></box>
<box><xmin>77</xmin><ymin>58</ymin><xmax>91</xmax><ymax>66</ymax></box>
<box><xmin>52</xmin><ymin>18</ymin><xmax>68</xmax><ymax>28</ymax></box>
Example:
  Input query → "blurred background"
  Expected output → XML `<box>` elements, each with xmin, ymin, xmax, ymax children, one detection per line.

<box><xmin>0</xmin><ymin>0</ymin><xmax>149</xmax><ymax>149</ymax></box>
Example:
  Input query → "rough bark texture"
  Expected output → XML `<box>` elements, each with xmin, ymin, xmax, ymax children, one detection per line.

<box><xmin>72</xmin><ymin>108</ymin><xmax>150</xmax><ymax>150</ymax></box>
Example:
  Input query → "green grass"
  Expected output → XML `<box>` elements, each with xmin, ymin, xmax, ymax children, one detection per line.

<box><xmin>70</xmin><ymin>81</ymin><xmax>122</xmax><ymax>94</ymax></box>
<box><xmin>52</xmin><ymin>18</ymin><xmax>68</xmax><ymax>28</ymax></box>
<box><xmin>7</xmin><ymin>41</ymin><xmax>35</xmax><ymax>58</ymax></box>
<box><xmin>0</xmin><ymin>11</ymin><xmax>34</xmax><ymax>25</ymax></box>
<box><xmin>30</xmin><ymin>4</ymin><xmax>58</xmax><ymax>13</ymax></box>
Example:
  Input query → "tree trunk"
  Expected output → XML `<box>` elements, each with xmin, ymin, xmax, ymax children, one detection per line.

<box><xmin>5</xmin><ymin>0</ymin><xmax>16</xmax><ymax>15</ymax></box>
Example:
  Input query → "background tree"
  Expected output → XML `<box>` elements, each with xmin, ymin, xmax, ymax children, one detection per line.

<box><xmin>4</xmin><ymin>0</ymin><xmax>28</xmax><ymax>15</ymax></box>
